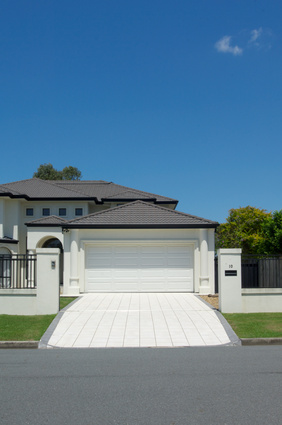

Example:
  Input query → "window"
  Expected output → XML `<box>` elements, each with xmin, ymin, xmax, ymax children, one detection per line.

<box><xmin>75</xmin><ymin>208</ymin><xmax>83</xmax><ymax>216</ymax></box>
<box><xmin>59</xmin><ymin>208</ymin><xmax>67</xmax><ymax>216</ymax></box>
<box><xmin>42</xmin><ymin>208</ymin><xmax>50</xmax><ymax>216</ymax></box>
<box><xmin>26</xmin><ymin>208</ymin><xmax>34</xmax><ymax>216</ymax></box>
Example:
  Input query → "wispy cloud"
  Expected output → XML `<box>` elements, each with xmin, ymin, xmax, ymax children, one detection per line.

<box><xmin>215</xmin><ymin>28</ymin><xmax>272</xmax><ymax>56</ymax></box>
<box><xmin>214</xmin><ymin>36</ymin><xmax>243</xmax><ymax>56</ymax></box>
<box><xmin>249</xmin><ymin>27</ymin><xmax>263</xmax><ymax>45</ymax></box>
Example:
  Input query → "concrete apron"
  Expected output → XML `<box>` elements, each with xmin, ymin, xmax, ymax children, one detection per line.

<box><xmin>40</xmin><ymin>293</ymin><xmax>240</xmax><ymax>348</ymax></box>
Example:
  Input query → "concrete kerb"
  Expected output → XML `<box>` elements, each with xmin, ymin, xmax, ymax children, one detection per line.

<box><xmin>241</xmin><ymin>338</ymin><xmax>282</xmax><ymax>346</ymax></box>
<box><xmin>0</xmin><ymin>341</ymin><xmax>38</xmax><ymax>349</ymax></box>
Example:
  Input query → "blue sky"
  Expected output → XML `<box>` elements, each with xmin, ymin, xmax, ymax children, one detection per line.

<box><xmin>1</xmin><ymin>0</ymin><xmax>281</xmax><ymax>223</ymax></box>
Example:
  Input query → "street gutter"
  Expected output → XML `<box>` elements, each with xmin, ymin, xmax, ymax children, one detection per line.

<box><xmin>1</xmin><ymin>338</ymin><xmax>282</xmax><ymax>349</ymax></box>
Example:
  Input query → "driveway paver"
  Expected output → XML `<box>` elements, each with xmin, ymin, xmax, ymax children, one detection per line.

<box><xmin>44</xmin><ymin>293</ymin><xmax>235</xmax><ymax>348</ymax></box>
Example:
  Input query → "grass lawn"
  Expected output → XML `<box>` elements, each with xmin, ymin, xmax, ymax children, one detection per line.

<box><xmin>223</xmin><ymin>313</ymin><xmax>282</xmax><ymax>338</ymax></box>
<box><xmin>0</xmin><ymin>297</ymin><xmax>77</xmax><ymax>341</ymax></box>
<box><xmin>60</xmin><ymin>296</ymin><xmax>77</xmax><ymax>310</ymax></box>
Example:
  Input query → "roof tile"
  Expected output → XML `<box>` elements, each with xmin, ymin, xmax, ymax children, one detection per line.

<box><xmin>65</xmin><ymin>201</ymin><xmax>218</xmax><ymax>228</ymax></box>
<box><xmin>26</xmin><ymin>215</ymin><xmax>68</xmax><ymax>226</ymax></box>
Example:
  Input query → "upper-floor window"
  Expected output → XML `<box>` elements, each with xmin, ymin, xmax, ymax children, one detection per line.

<box><xmin>59</xmin><ymin>208</ymin><xmax>67</xmax><ymax>216</ymax></box>
<box><xmin>26</xmin><ymin>208</ymin><xmax>34</xmax><ymax>216</ymax></box>
<box><xmin>42</xmin><ymin>208</ymin><xmax>50</xmax><ymax>216</ymax></box>
<box><xmin>75</xmin><ymin>208</ymin><xmax>83</xmax><ymax>216</ymax></box>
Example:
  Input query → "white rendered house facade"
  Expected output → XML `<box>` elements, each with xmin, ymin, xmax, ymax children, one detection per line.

<box><xmin>0</xmin><ymin>179</ymin><xmax>218</xmax><ymax>295</ymax></box>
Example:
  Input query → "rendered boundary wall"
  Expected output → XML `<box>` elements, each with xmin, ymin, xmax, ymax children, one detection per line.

<box><xmin>218</xmin><ymin>249</ymin><xmax>282</xmax><ymax>313</ymax></box>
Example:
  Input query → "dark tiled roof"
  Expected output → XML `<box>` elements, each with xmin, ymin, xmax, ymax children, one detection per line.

<box><xmin>0</xmin><ymin>179</ymin><xmax>177</xmax><ymax>203</ymax></box>
<box><xmin>26</xmin><ymin>215</ymin><xmax>68</xmax><ymax>226</ymax></box>
<box><xmin>54</xmin><ymin>181</ymin><xmax>176</xmax><ymax>202</ymax></box>
<box><xmin>64</xmin><ymin>201</ymin><xmax>218</xmax><ymax>228</ymax></box>
<box><xmin>0</xmin><ymin>179</ymin><xmax>85</xmax><ymax>199</ymax></box>
<box><xmin>103</xmin><ymin>190</ymin><xmax>155</xmax><ymax>200</ymax></box>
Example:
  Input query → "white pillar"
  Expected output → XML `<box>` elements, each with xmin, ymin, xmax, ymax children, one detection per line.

<box><xmin>13</xmin><ymin>201</ymin><xmax>20</xmax><ymax>241</ymax></box>
<box><xmin>199</xmin><ymin>229</ymin><xmax>210</xmax><ymax>294</ymax></box>
<box><xmin>0</xmin><ymin>199</ymin><xmax>5</xmax><ymax>238</ymax></box>
<box><xmin>218</xmin><ymin>248</ymin><xmax>242</xmax><ymax>313</ymax></box>
<box><xmin>36</xmin><ymin>248</ymin><xmax>60</xmax><ymax>314</ymax></box>
<box><xmin>208</xmin><ymin>229</ymin><xmax>215</xmax><ymax>294</ymax></box>
<box><xmin>69</xmin><ymin>229</ymin><xmax>80</xmax><ymax>295</ymax></box>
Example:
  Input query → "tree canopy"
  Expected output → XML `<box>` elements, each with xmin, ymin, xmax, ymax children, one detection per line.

<box><xmin>262</xmin><ymin>210</ymin><xmax>282</xmax><ymax>255</ymax></box>
<box><xmin>33</xmin><ymin>164</ymin><xmax>82</xmax><ymax>180</ymax></box>
<box><xmin>215</xmin><ymin>206</ymin><xmax>282</xmax><ymax>255</ymax></box>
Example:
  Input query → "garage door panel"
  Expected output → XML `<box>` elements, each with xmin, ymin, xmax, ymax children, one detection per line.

<box><xmin>85</xmin><ymin>244</ymin><xmax>194</xmax><ymax>292</ymax></box>
<box><xmin>113</xmin><ymin>258</ymin><xmax>139</xmax><ymax>267</ymax></box>
<box><xmin>166</xmin><ymin>269</ymin><xmax>192</xmax><ymax>278</ymax></box>
<box><xmin>115</xmin><ymin>245</ymin><xmax>138</xmax><ymax>252</ymax></box>
<box><xmin>115</xmin><ymin>269</ymin><xmax>140</xmax><ymax>278</ymax></box>
<box><xmin>140</xmin><ymin>258</ymin><xmax>166</xmax><ymax>267</ymax></box>
<box><xmin>140</xmin><ymin>269</ymin><xmax>166</xmax><ymax>278</ymax></box>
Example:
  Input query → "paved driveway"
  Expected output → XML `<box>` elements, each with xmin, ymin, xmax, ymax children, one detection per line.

<box><xmin>42</xmin><ymin>293</ymin><xmax>237</xmax><ymax>348</ymax></box>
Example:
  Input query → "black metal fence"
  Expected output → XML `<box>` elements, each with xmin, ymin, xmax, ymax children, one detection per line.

<box><xmin>214</xmin><ymin>255</ymin><xmax>282</xmax><ymax>291</ymax></box>
<box><xmin>0</xmin><ymin>254</ymin><xmax>37</xmax><ymax>289</ymax></box>
<box><xmin>242</xmin><ymin>255</ymin><xmax>282</xmax><ymax>288</ymax></box>
<box><xmin>214</xmin><ymin>256</ymin><xmax>218</xmax><ymax>293</ymax></box>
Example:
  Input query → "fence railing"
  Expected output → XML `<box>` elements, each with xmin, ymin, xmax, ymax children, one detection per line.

<box><xmin>242</xmin><ymin>255</ymin><xmax>282</xmax><ymax>288</ymax></box>
<box><xmin>0</xmin><ymin>254</ymin><xmax>37</xmax><ymax>289</ymax></box>
<box><xmin>214</xmin><ymin>255</ymin><xmax>282</xmax><ymax>292</ymax></box>
<box><xmin>214</xmin><ymin>256</ymin><xmax>218</xmax><ymax>293</ymax></box>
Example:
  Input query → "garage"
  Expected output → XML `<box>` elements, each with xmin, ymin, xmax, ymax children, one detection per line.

<box><xmin>85</xmin><ymin>243</ymin><xmax>194</xmax><ymax>292</ymax></box>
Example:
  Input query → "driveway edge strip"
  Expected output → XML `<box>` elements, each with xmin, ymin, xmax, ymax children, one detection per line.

<box><xmin>39</xmin><ymin>296</ymin><xmax>82</xmax><ymax>349</ymax></box>
<box><xmin>196</xmin><ymin>295</ymin><xmax>242</xmax><ymax>346</ymax></box>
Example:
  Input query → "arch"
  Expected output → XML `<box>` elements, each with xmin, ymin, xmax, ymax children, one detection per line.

<box><xmin>0</xmin><ymin>247</ymin><xmax>12</xmax><ymax>255</ymax></box>
<box><xmin>42</xmin><ymin>237</ymin><xmax>63</xmax><ymax>252</ymax></box>
<box><xmin>36</xmin><ymin>236</ymin><xmax>63</xmax><ymax>250</ymax></box>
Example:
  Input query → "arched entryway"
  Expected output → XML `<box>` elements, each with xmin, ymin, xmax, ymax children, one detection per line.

<box><xmin>41</xmin><ymin>238</ymin><xmax>64</xmax><ymax>285</ymax></box>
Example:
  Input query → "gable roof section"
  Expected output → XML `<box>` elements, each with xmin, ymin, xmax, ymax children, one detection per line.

<box><xmin>0</xmin><ymin>179</ymin><xmax>88</xmax><ymax>200</ymax></box>
<box><xmin>0</xmin><ymin>179</ymin><xmax>177</xmax><ymax>204</ymax></box>
<box><xmin>63</xmin><ymin>201</ymin><xmax>218</xmax><ymax>229</ymax></box>
<box><xmin>54</xmin><ymin>181</ymin><xmax>176</xmax><ymax>203</ymax></box>
<box><xmin>26</xmin><ymin>215</ymin><xmax>68</xmax><ymax>227</ymax></box>
<box><xmin>102</xmin><ymin>190</ymin><xmax>155</xmax><ymax>201</ymax></box>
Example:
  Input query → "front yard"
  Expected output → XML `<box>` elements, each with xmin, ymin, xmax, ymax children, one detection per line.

<box><xmin>223</xmin><ymin>313</ymin><xmax>282</xmax><ymax>338</ymax></box>
<box><xmin>1</xmin><ymin>295</ymin><xmax>282</xmax><ymax>341</ymax></box>
<box><xmin>0</xmin><ymin>297</ymin><xmax>76</xmax><ymax>341</ymax></box>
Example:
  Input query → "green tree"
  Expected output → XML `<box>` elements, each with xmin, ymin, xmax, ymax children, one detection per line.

<box><xmin>33</xmin><ymin>164</ymin><xmax>81</xmax><ymax>180</ymax></box>
<box><xmin>215</xmin><ymin>206</ymin><xmax>271</xmax><ymax>255</ymax></box>
<box><xmin>262</xmin><ymin>210</ymin><xmax>282</xmax><ymax>254</ymax></box>
<box><xmin>33</xmin><ymin>163</ymin><xmax>62</xmax><ymax>180</ymax></box>
<box><xmin>61</xmin><ymin>166</ymin><xmax>81</xmax><ymax>180</ymax></box>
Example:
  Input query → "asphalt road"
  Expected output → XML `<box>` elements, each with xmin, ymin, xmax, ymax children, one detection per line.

<box><xmin>1</xmin><ymin>347</ymin><xmax>282</xmax><ymax>425</ymax></box>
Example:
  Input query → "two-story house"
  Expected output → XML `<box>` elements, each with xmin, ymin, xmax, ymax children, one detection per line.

<box><xmin>0</xmin><ymin>178</ymin><xmax>218</xmax><ymax>295</ymax></box>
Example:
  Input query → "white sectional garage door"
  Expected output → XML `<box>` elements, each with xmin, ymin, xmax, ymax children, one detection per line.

<box><xmin>85</xmin><ymin>243</ymin><xmax>193</xmax><ymax>292</ymax></box>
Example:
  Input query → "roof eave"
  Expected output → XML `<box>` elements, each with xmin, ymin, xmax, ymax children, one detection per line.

<box><xmin>0</xmin><ymin>194</ymin><xmax>97</xmax><ymax>202</ymax></box>
<box><xmin>0</xmin><ymin>238</ymin><xmax>19</xmax><ymax>244</ymax></box>
<box><xmin>25</xmin><ymin>223</ymin><xmax>65</xmax><ymax>227</ymax></box>
<box><xmin>62</xmin><ymin>223</ymin><xmax>218</xmax><ymax>230</ymax></box>
<box><xmin>101</xmin><ymin>198</ymin><xmax>157</xmax><ymax>203</ymax></box>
